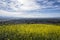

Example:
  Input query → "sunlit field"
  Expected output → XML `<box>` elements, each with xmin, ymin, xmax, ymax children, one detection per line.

<box><xmin>0</xmin><ymin>24</ymin><xmax>60</xmax><ymax>40</ymax></box>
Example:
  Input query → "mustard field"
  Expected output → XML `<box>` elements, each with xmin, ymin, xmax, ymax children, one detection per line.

<box><xmin>0</xmin><ymin>24</ymin><xmax>60</xmax><ymax>40</ymax></box>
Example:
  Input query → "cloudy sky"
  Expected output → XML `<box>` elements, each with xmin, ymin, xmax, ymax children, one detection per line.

<box><xmin>0</xmin><ymin>0</ymin><xmax>60</xmax><ymax>18</ymax></box>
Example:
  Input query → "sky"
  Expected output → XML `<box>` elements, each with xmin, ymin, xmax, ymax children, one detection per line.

<box><xmin>0</xmin><ymin>0</ymin><xmax>60</xmax><ymax>18</ymax></box>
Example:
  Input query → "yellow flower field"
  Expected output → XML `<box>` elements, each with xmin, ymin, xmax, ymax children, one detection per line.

<box><xmin>0</xmin><ymin>24</ymin><xmax>60</xmax><ymax>40</ymax></box>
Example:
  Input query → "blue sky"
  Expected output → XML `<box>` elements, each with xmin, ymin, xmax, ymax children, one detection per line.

<box><xmin>0</xmin><ymin>0</ymin><xmax>60</xmax><ymax>18</ymax></box>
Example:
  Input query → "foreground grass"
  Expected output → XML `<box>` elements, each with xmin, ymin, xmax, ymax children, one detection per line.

<box><xmin>0</xmin><ymin>24</ymin><xmax>60</xmax><ymax>40</ymax></box>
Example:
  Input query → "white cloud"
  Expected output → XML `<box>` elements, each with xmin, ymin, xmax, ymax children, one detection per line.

<box><xmin>0</xmin><ymin>10</ymin><xmax>60</xmax><ymax>18</ymax></box>
<box><xmin>0</xmin><ymin>10</ymin><xmax>22</xmax><ymax>17</ymax></box>
<box><xmin>0</xmin><ymin>10</ymin><xmax>39</xmax><ymax>18</ymax></box>
<box><xmin>17</xmin><ymin>0</ymin><xmax>40</xmax><ymax>10</ymax></box>
<box><xmin>36</xmin><ymin>0</ymin><xmax>60</xmax><ymax>9</ymax></box>
<box><xmin>0</xmin><ymin>0</ymin><xmax>60</xmax><ymax>18</ymax></box>
<box><xmin>0</xmin><ymin>0</ymin><xmax>41</xmax><ymax>11</ymax></box>
<box><xmin>0</xmin><ymin>0</ymin><xmax>60</xmax><ymax>11</ymax></box>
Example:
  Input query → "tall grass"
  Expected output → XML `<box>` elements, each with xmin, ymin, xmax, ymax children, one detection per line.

<box><xmin>0</xmin><ymin>24</ymin><xmax>60</xmax><ymax>40</ymax></box>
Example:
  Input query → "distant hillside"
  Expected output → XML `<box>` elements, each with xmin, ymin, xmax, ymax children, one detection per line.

<box><xmin>0</xmin><ymin>16</ymin><xmax>16</xmax><ymax>21</ymax></box>
<box><xmin>0</xmin><ymin>18</ymin><xmax>60</xmax><ymax>24</ymax></box>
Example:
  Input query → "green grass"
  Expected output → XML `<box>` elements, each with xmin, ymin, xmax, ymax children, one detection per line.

<box><xmin>0</xmin><ymin>24</ymin><xmax>60</xmax><ymax>40</ymax></box>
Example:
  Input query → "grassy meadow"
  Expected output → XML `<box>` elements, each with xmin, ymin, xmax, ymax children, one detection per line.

<box><xmin>0</xmin><ymin>24</ymin><xmax>60</xmax><ymax>40</ymax></box>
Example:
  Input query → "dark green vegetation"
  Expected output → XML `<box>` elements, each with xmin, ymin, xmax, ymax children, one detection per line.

<box><xmin>0</xmin><ymin>24</ymin><xmax>60</xmax><ymax>40</ymax></box>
